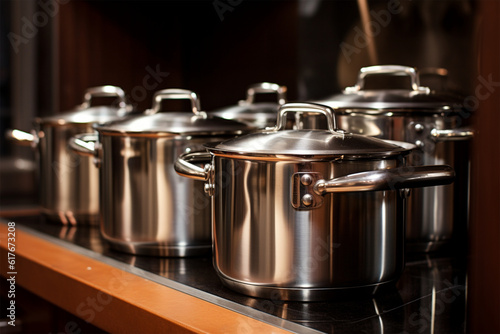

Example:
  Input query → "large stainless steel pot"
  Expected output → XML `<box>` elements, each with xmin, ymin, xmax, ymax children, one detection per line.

<box><xmin>8</xmin><ymin>85</ymin><xmax>133</xmax><ymax>225</ymax></box>
<box><xmin>312</xmin><ymin>65</ymin><xmax>473</xmax><ymax>252</ymax></box>
<box><xmin>70</xmin><ymin>89</ymin><xmax>254</xmax><ymax>257</ymax></box>
<box><xmin>175</xmin><ymin>102</ymin><xmax>455</xmax><ymax>301</ymax></box>
<box><xmin>210</xmin><ymin>82</ymin><xmax>293</xmax><ymax>129</ymax></box>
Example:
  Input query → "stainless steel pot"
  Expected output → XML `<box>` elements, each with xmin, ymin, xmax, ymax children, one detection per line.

<box><xmin>70</xmin><ymin>89</ymin><xmax>254</xmax><ymax>256</ymax></box>
<box><xmin>175</xmin><ymin>102</ymin><xmax>454</xmax><ymax>301</ymax></box>
<box><xmin>312</xmin><ymin>65</ymin><xmax>473</xmax><ymax>252</ymax></box>
<box><xmin>210</xmin><ymin>82</ymin><xmax>293</xmax><ymax>129</ymax></box>
<box><xmin>7</xmin><ymin>85</ymin><xmax>133</xmax><ymax>225</ymax></box>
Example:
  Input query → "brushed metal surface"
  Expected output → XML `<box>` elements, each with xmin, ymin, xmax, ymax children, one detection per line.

<box><xmin>336</xmin><ymin>113</ymin><xmax>469</xmax><ymax>252</ymax></box>
<box><xmin>38</xmin><ymin>122</ymin><xmax>100</xmax><ymax>225</ymax></box>
<box><xmin>10</xmin><ymin>86</ymin><xmax>132</xmax><ymax>225</ymax></box>
<box><xmin>211</xmin><ymin>156</ymin><xmax>405</xmax><ymax>300</ymax></box>
<box><xmin>98</xmin><ymin>135</ymin><xmax>218</xmax><ymax>256</ymax></box>
<box><xmin>210</xmin><ymin>82</ymin><xmax>288</xmax><ymax>129</ymax></box>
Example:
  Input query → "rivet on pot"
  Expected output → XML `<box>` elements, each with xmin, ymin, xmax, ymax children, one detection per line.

<box><xmin>93</xmin><ymin>157</ymin><xmax>101</xmax><ymax>168</ymax></box>
<box><xmin>302</xmin><ymin>194</ymin><xmax>313</xmax><ymax>206</ymax></box>
<box><xmin>204</xmin><ymin>183</ymin><xmax>215</xmax><ymax>196</ymax></box>
<box><xmin>414</xmin><ymin>123</ymin><xmax>425</xmax><ymax>133</ymax></box>
<box><xmin>399</xmin><ymin>188</ymin><xmax>411</xmax><ymax>199</ymax></box>
<box><xmin>415</xmin><ymin>140</ymin><xmax>425</xmax><ymax>148</ymax></box>
<box><xmin>301</xmin><ymin>174</ymin><xmax>313</xmax><ymax>186</ymax></box>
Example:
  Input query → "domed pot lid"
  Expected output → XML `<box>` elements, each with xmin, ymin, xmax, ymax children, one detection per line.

<box><xmin>206</xmin><ymin>102</ymin><xmax>415</xmax><ymax>159</ymax></box>
<box><xmin>210</xmin><ymin>82</ymin><xmax>292</xmax><ymax>128</ymax></box>
<box><xmin>36</xmin><ymin>85</ymin><xmax>135</xmax><ymax>125</ymax></box>
<box><xmin>317</xmin><ymin>65</ymin><xmax>466</xmax><ymax>115</ymax></box>
<box><xmin>96</xmin><ymin>89</ymin><xmax>255</xmax><ymax>137</ymax></box>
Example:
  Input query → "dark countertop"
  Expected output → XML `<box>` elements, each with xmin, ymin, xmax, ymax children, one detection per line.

<box><xmin>5</xmin><ymin>215</ymin><xmax>467</xmax><ymax>334</ymax></box>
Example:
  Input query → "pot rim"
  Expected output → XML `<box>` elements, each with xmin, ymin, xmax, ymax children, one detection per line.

<box><xmin>204</xmin><ymin>139</ymin><xmax>415</xmax><ymax>161</ymax></box>
<box><xmin>317</xmin><ymin>65</ymin><xmax>467</xmax><ymax>115</ymax></box>
<box><xmin>95</xmin><ymin>128</ymin><xmax>249</xmax><ymax>138</ymax></box>
<box><xmin>331</xmin><ymin>105</ymin><xmax>462</xmax><ymax>116</ymax></box>
<box><xmin>34</xmin><ymin>106</ymin><xmax>132</xmax><ymax>126</ymax></box>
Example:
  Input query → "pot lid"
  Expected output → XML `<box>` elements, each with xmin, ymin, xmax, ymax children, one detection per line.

<box><xmin>206</xmin><ymin>102</ymin><xmax>414</xmax><ymax>157</ymax></box>
<box><xmin>210</xmin><ymin>82</ymin><xmax>288</xmax><ymax>127</ymax></box>
<box><xmin>96</xmin><ymin>89</ymin><xmax>254</xmax><ymax>136</ymax></box>
<box><xmin>37</xmin><ymin>86</ymin><xmax>134</xmax><ymax>125</ymax></box>
<box><xmin>317</xmin><ymin>65</ymin><xmax>465</xmax><ymax>114</ymax></box>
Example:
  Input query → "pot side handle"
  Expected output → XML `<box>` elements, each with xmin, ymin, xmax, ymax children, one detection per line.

<box><xmin>68</xmin><ymin>133</ymin><xmax>98</xmax><ymax>158</ymax></box>
<box><xmin>314</xmin><ymin>165</ymin><xmax>455</xmax><ymax>195</ymax></box>
<box><xmin>174</xmin><ymin>151</ymin><xmax>212</xmax><ymax>181</ymax></box>
<box><xmin>430</xmin><ymin>128</ymin><xmax>474</xmax><ymax>141</ymax></box>
<box><xmin>5</xmin><ymin>129</ymin><xmax>36</xmax><ymax>147</ymax></box>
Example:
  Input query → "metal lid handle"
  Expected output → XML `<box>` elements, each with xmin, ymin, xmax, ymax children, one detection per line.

<box><xmin>245</xmin><ymin>82</ymin><xmax>287</xmax><ymax>105</ymax></box>
<box><xmin>81</xmin><ymin>85</ymin><xmax>128</xmax><ymax>108</ymax></box>
<box><xmin>344</xmin><ymin>65</ymin><xmax>430</xmax><ymax>94</ymax></box>
<box><xmin>149</xmin><ymin>89</ymin><xmax>203</xmax><ymax>116</ymax></box>
<box><xmin>274</xmin><ymin>103</ymin><xmax>337</xmax><ymax>133</ymax></box>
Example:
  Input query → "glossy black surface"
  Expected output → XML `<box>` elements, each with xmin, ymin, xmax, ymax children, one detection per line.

<box><xmin>8</xmin><ymin>216</ymin><xmax>467</xmax><ymax>334</ymax></box>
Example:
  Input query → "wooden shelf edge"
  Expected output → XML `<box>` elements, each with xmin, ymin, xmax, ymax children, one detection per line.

<box><xmin>0</xmin><ymin>222</ymin><xmax>292</xmax><ymax>333</ymax></box>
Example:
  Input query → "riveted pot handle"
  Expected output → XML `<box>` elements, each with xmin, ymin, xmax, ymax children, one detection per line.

<box><xmin>274</xmin><ymin>102</ymin><xmax>337</xmax><ymax>133</ymax></box>
<box><xmin>147</xmin><ymin>89</ymin><xmax>204</xmax><ymax>117</ymax></box>
<box><xmin>175</xmin><ymin>151</ymin><xmax>212</xmax><ymax>181</ymax></box>
<box><xmin>68</xmin><ymin>133</ymin><xmax>98</xmax><ymax>157</ymax></box>
<box><xmin>81</xmin><ymin>85</ymin><xmax>128</xmax><ymax>109</ymax></box>
<box><xmin>314</xmin><ymin>165</ymin><xmax>455</xmax><ymax>195</ymax></box>
<box><xmin>5</xmin><ymin>129</ymin><xmax>37</xmax><ymax>147</ymax></box>
<box><xmin>430</xmin><ymin>128</ymin><xmax>474</xmax><ymax>141</ymax></box>
<box><xmin>344</xmin><ymin>65</ymin><xmax>430</xmax><ymax>94</ymax></box>
<box><xmin>244</xmin><ymin>82</ymin><xmax>287</xmax><ymax>105</ymax></box>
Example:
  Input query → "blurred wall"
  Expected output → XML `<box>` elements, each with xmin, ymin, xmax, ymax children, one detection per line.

<box><xmin>298</xmin><ymin>0</ymin><xmax>477</xmax><ymax>98</ymax></box>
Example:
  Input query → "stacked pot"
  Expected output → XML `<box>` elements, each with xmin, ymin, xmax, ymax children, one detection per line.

<box><xmin>21</xmin><ymin>74</ymin><xmax>465</xmax><ymax>301</ymax></box>
<box><xmin>8</xmin><ymin>85</ymin><xmax>134</xmax><ymax>225</ymax></box>
<box><xmin>70</xmin><ymin>89</ymin><xmax>254</xmax><ymax>256</ymax></box>
<box><xmin>175</xmin><ymin>102</ymin><xmax>454</xmax><ymax>301</ymax></box>
<box><xmin>312</xmin><ymin>65</ymin><xmax>473</xmax><ymax>252</ymax></box>
<box><xmin>210</xmin><ymin>82</ymin><xmax>293</xmax><ymax>128</ymax></box>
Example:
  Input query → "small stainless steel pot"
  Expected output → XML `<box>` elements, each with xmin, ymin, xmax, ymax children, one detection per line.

<box><xmin>8</xmin><ymin>86</ymin><xmax>133</xmax><ymax>224</ymax></box>
<box><xmin>312</xmin><ymin>65</ymin><xmax>473</xmax><ymax>252</ymax></box>
<box><xmin>175</xmin><ymin>102</ymin><xmax>454</xmax><ymax>301</ymax></box>
<box><xmin>70</xmin><ymin>89</ymin><xmax>254</xmax><ymax>256</ymax></box>
<box><xmin>210</xmin><ymin>82</ymin><xmax>293</xmax><ymax>128</ymax></box>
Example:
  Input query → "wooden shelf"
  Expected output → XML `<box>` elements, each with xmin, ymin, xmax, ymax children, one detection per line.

<box><xmin>0</xmin><ymin>222</ymin><xmax>292</xmax><ymax>333</ymax></box>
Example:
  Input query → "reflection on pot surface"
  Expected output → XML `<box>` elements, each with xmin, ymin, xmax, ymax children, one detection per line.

<box><xmin>71</xmin><ymin>89</ymin><xmax>254</xmax><ymax>257</ymax></box>
<box><xmin>398</xmin><ymin>255</ymin><xmax>467</xmax><ymax>334</ymax></box>
<box><xmin>314</xmin><ymin>65</ymin><xmax>473</xmax><ymax>252</ymax></box>
<box><xmin>210</xmin><ymin>82</ymin><xmax>290</xmax><ymax>129</ymax></box>
<box><xmin>176</xmin><ymin>102</ymin><xmax>455</xmax><ymax>301</ymax></box>
<box><xmin>7</xmin><ymin>85</ymin><xmax>134</xmax><ymax>225</ymax></box>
